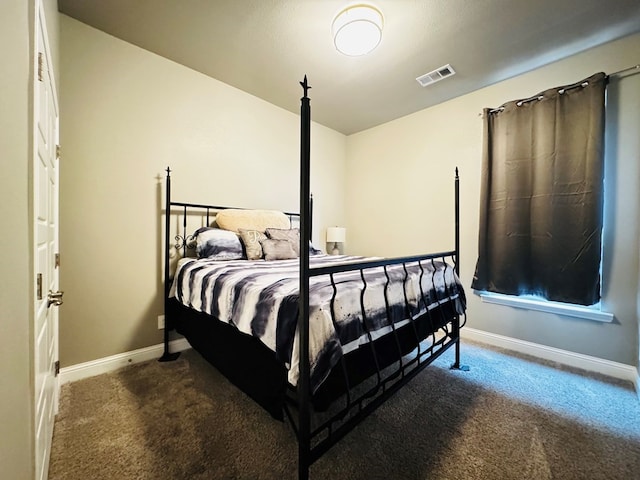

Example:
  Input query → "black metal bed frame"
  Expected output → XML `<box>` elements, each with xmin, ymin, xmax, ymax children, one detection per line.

<box><xmin>160</xmin><ymin>77</ymin><xmax>466</xmax><ymax>480</ymax></box>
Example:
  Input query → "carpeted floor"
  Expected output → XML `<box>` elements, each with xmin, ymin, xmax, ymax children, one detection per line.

<box><xmin>48</xmin><ymin>340</ymin><xmax>640</xmax><ymax>479</ymax></box>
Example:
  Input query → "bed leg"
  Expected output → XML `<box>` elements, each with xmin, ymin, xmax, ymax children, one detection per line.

<box><xmin>158</xmin><ymin>318</ymin><xmax>180</xmax><ymax>362</ymax></box>
<box><xmin>159</xmin><ymin>350</ymin><xmax>180</xmax><ymax>362</ymax></box>
<box><xmin>450</xmin><ymin>317</ymin><xmax>469</xmax><ymax>371</ymax></box>
<box><xmin>299</xmin><ymin>461</ymin><xmax>309</xmax><ymax>480</ymax></box>
<box><xmin>450</xmin><ymin>342</ymin><xmax>469</xmax><ymax>371</ymax></box>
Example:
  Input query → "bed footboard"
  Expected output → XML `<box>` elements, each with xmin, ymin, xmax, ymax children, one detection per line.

<box><xmin>286</xmin><ymin>252</ymin><xmax>466</xmax><ymax>469</ymax></box>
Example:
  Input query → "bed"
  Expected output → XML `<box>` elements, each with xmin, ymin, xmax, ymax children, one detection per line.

<box><xmin>160</xmin><ymin>77</ymin><xmax>467</xmax><ymax>480</ymax></box>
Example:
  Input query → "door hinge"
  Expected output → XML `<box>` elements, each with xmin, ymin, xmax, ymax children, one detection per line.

<box><xmin>56</xmin><ymin>144</ymin><xmax>61</xmax><ymax>160</ymax></box>
<box><xmin>38</xmin><ymin>52</ymin><xmax>44</xmax><ymax>82</ymax></box>
<box><xmin>37</xmin><ymin>273</ymin><xmax>43</xmax><ymax>300</ymax></box>
<box><xmin>55</xmin><ymin>253</ymin><xmax>60</xmax><ymax>268</ymax></box>
<box><xmin>54</xmin><ymin>360</ymin><xmax>60</xmax><ymax>377</ymax></box>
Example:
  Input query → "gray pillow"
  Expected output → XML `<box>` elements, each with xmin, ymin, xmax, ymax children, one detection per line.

<box><xmin>265</xmin><ymin>228</ymin><xmax>300</xmax><ymax>256</ymax></box>
<box><xmin>260</xmin><ymin>238</ymin><xmax>297</xmax><ymax>261</ymax></box>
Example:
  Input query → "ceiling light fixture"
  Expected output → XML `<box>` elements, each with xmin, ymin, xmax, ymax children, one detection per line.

<box><xmin>332</xmin><ymin>4</ymin><xmax>383</xmax><ymax>57</ymax></box>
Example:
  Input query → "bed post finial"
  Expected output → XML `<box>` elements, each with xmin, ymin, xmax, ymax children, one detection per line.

<box><xmin>300</xmin><ymin>75</ymin><xmax>311</xmax><ymax>98</ymax></box>
<box><xmin>166</xmin><ymin>166</ymin><xmax>171</xmax><ymax>177</ymax></box>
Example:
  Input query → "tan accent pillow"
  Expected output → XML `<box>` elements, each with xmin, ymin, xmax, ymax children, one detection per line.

<box><xmin>238</xmin><ymin>229</ymin><xmax>267</xmax><ymax>260</ymax></box>
<box><xmin>265</xmin><ymin>228</ymin><xmax>300</xmax><ymax>256</ymax></box>
<box><xmin>216</xmin><ymin>209</ymin><xmax>290</xmax><ymax>233</ymax></box>
<box><xmin>260</xmin><ymin>239</ymin><xmax>297</xmax><ymax>261</ymax></box>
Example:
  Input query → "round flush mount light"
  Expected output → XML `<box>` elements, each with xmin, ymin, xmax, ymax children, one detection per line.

<box><xmin>332</xmin><ymin>4</ymin><xmax>383</xmax><ymax>56</ymax></box>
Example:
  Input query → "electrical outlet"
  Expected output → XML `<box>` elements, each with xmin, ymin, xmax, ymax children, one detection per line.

<box><xmin>157</xmin><ymin>315</ymin><xmax>165</xmax><ymax>329</ymax></box>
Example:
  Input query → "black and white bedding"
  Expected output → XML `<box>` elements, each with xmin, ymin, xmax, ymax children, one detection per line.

<box><xmin>170</xmin><ymin>254</ymin><xmax>466</xmax><ymax>393</ymax></box>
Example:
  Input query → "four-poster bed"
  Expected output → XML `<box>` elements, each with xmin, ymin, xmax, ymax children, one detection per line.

<box><xmin>160</xmin><ymin>77</ymin><xmax>467</xmax><ymax>480</ymax></box>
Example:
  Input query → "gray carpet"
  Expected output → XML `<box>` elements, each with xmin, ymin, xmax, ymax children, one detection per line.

<box><xmin>48</xmin><ymin>340</ymin><xmax>640</xmax><ymax>479</ymax></box>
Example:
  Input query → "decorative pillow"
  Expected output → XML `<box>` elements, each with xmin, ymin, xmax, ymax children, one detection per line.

<box><xmin>216</xmin><ymin>209</ymin><xmax>291</xmax><ymax>233</ymax></box>
<box><xmin>238</xmin><ymin>228</ymin><xmax>267</xmax><ymax>260</ymax></box>
<box><xmin>194</xmin><ymin>227</ymin><xmax>244</xmax><ymax>260</ymax></box>
<box><xmin>265</xmin><ymin>228</ymin><xmax>300</xmax><ymax>256</ymax></box>
<box><xmin>309</xmin><ymin>241</ymin><xmax>323</xmax><ymax>255</ymax></box>
<box><xmin>260</xmin><ymin>238</ymin><xmax>297</xmax><ymax>261</ymax></box>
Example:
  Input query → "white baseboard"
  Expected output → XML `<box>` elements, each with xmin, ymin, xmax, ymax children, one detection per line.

<box><xmin>59</xmin><ymin>338</ymin><xmax>191</xmax><ymax>385</ymax></box>
<box><xmin>59</xmin><ymin>329</ymin><xmax>640</xmax><ymax>401</ymax></box>
<box><xmin>461</xmin><ymin>327</ymin><xmax>639</xmax><ymax>390</ymax></box>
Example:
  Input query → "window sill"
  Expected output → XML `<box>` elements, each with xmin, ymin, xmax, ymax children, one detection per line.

<box><xmin>478</xmin><ymin>292</ymin><xmax>614</xmax><ymax>323</ymax></box>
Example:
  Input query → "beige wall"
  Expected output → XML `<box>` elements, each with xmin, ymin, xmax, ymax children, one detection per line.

<box><xmin>346</xmin><ymin>33</ymin><xmax>640</xmax><ymax>366</ymax></box>
<box><xmin>0</xmin><ymin>1</ymin><xmax>33</xmax><ymax>477</ymax></box>
<box><xmin>59</xmin><ymin>16</ymin><xmax>347</xmax><ymax>366</ymax></box>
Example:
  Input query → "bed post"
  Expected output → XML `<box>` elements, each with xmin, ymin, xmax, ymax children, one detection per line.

<box><xmin>455</xmin><ymin>167</ymin><xmax>460</xmax><ymax>277</ymax></box>
<box><xmin>309</xmin><ymin>194</ymin><xmax>313</xmax><ymax>241</ymax></box>
<box><xmin>451</xmin><ymin>167</ymin><xmax>468</xmax><ymax>371</ymax></box>
<box><xmin>159</xmin><ymin>167</ymin><xmax>180</xmax><ymax>362</ymax></box>
<box><xmin>298</xmin><ymin>76</ymin><xmax>312</xmax><ymax>480</ymax></box>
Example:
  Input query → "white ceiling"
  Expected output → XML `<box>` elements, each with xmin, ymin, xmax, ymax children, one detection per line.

<box><xmin>57</xmin><ymin>0</ymin><xmax>640</xmax><ymax>135</ymax></box>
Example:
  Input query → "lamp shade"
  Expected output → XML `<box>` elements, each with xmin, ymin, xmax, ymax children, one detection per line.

<box><xmin>326</xmin><ymin>227</ymin><xmax>346</xmax><ymax>243</ymax></box>
<box><xmin>332</xmin><ymin>4</ymin><xmax>383</xmax><ymax>56</ymax></box>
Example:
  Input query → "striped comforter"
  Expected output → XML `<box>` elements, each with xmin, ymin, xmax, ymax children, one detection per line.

<box><xmin>170</xmin><ymin>254</ymin><xmax>466</xmax><ymax>392</ymax></box>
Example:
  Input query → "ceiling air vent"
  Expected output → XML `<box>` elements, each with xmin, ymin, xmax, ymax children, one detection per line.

<box><xmin>416</xmin><ymin>64</ymin><xmax>456</xmax><ymax>87</ymax></box>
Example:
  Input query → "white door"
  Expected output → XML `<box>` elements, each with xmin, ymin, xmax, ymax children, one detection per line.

<box><xmin>34</xmin><ymin>4</ymin><xmax>60</xmax><ymax>480</ymax></box>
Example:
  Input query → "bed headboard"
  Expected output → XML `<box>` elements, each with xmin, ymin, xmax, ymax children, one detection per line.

<box><xmin>163</xmin><ymin>167</ymin><xmax>312</xmax><ymax>269</ymax></box>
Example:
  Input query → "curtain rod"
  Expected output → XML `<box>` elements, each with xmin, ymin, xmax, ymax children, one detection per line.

<box><xmin>607</xmin><ymin>64</ymin><xmax>640</xmax><ymax>78</ymax></box>
<box><xmin>481</xmin><ymin>63</ymin><xmax>640</xmax><ymax>116</ymax></box>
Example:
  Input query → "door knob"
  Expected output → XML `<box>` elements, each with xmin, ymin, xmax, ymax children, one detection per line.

<box><xmin>47</xmin><ymin>290</ymin><xmax>64</xmax><ymax>308</ymax></box>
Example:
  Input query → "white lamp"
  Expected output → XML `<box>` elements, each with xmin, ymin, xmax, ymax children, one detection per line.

<box><xmin>332</xmin><ymin>4</ymin><xmax>383</xmax><ymax>56</ymax></box>
<box><xmin>326</xmin><ymin>227</ymin><xmax>346</xmax><ymax>255</ymax></box>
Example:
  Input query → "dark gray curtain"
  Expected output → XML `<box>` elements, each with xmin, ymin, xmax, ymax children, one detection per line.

<box><xmin>472</xmin><ymin>72</ymin><xmax>607</xmax><ymax>306</ymax></box>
